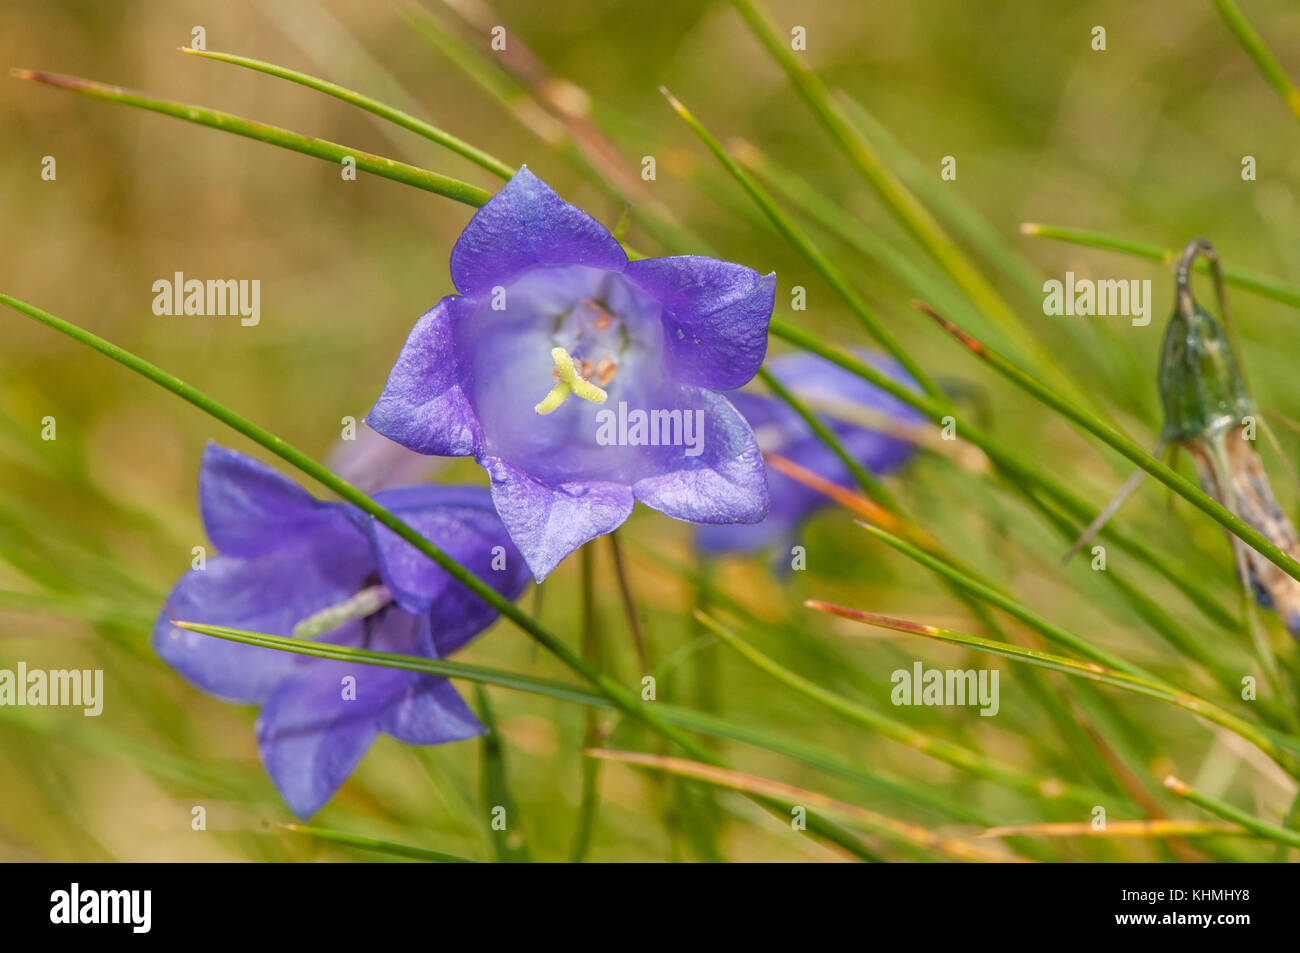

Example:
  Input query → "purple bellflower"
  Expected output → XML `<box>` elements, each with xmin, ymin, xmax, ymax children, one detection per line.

<box><xmin>696</xmin><ymin>351</ymin><xmax>923</xmax><ymax>558</ymax></box>
<box><xmin>153</xmin><ymin>444</ymin><xmax>529</xmax><ymax>817</ymax></box>
<box><xmin>366</xmin><ymin>167</ymin><xmax>776</xmax><ymax>580</ymax></box>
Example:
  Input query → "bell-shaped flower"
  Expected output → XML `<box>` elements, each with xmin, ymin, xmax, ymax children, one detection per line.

<box><xmin>366</xmin><ymin>167</ymin><xmax>775</xmax><ymax>580</ymax></box>
<box><xmin>153</xmin><ymin>444</ymin><xmax>529</xmax><ymax>817</ymax></box>
<box><xmin>696</xmin><ymin>351</ymin><xmax>923</xmax><ymax>558</ymax></box>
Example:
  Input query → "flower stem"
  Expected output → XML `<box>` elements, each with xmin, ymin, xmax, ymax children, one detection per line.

<box><xmin>607</xmin><ymin>531</ymin><xmax>649</xmax><ymax>670</ymax></box>
<box><xmin>570</xmin><ymin>544</ymin><xmax>602</xmax><ymax>862</ymax></box>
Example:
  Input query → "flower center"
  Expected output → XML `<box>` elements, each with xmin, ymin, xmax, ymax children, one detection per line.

<box><xmin>534</xmin><ymin>294</ymin><xmax>627</xmax><ymax>415</ymax></box>
<box><xmin>292</xmin><ymin>583</ymin><xmax>394</xmax><ymax>640</ymax></box>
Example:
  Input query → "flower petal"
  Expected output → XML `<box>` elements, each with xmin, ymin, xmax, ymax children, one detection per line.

<box><xmin>255</xmin><ymin>656</ymin><xmax>389</xmax><ymax>818</ymax></box>
<box><xmin>365</xmin><ymin>295</ymin><xmax>482</xmax><ymax>458</ymax></box>
<box><xmin>632</xmin><ymin>388</ymin><xmax>769</xmax><ymax>524</ymax></box>
<box><xmin>626</xmin><ymin>256</ymin><xmax>775</xmax><ymax>390</ymax></box>
<box><xmin>449</xmin><ymin>166</ymin><xmax>627</xmax><ymax>296</ymax></box>
<box><xmin>379</xmin><ymin>676</ymin><xmax>484</xmax><ymax>746</ymax></box>
<box><xmin>199</xmin><ymin>443</ymin><xmax>347</xmax><ymax>557</ymax></box>
<box><xmin>153</xmin><ymin>540</ymin><xmax>371</xmax><ymax>704</ymax></box>
<box><xmin>361</xmin><ymin>485</ymin><xmax>530</xmax><ymax>648</ymax></box>
<box><xmin>349</xmin><ymin>609</ymin><xmax>483</xmax><ymax>743</ymax></box>
<box><xmin>482</xmin><ymin>456</ymin><xmax>634</xmax><ymax>581</ymax></box>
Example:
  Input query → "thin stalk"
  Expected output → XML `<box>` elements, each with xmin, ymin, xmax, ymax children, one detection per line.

<box><xmin>856</xmin><ymin>523</ymin><xmax>1151</xmax><ymax>679</ymax></box>
<box><xmin>806</xmin><ymin>601</ymin><xmax>1300</xmax><ymax>777</ymax></box>
<box><xmin>282</xmin><ymin>824</ymin><xmax>476</xmax><ymax>863</ymax></box>
<box><xmin>660</xmin><ymin>86</ymin><xmax>943</xmax><ymax>400</ymax></box>
<box><xmin>10</xmin><ymin>70</ymin><xmax>492</xmax><ymax>206</ymax></box>
<box><xmin>725</xmin><ymin>0</ymin><xmax>1075</xmax><ymax>394</ymax></box>
<box><xmin>769</xmin><ymin>317</ymin><xmax>1239</xmax><ymax>631</ymax></box>
<box><xmin>180</xmin><ymin>48</ymin><xmax>516</xmax><ymax>178</ymax></box>
<box><xmin>588</xmin><ymin>750</ymin><xmax>1022</xmax><ymax>863</ymax></box>
<box><xmin>1212</xmin><ymin>0</ymin><xmax>1300</xmax><ymax>125</ymax></box>
<box><xmin>756</xmin><ymin>366</ymin><xmax>896</xmax><ymax>508</ymax></box>
<box><xmin>917</xmin><ymin>302</ymin><xmax>1300</xmax><ymax>586</ymax></box>
<box><xmin>607</xmin><ymin>531</ymin><xmax>649</xmax><ymax>670</ymax></box>
<box><xmin>476</xmin><ymin>684</ymin><xmax>530</xmax><ymax>862</ymax></box>
<box><xmin>693</xmin><ymin>610</ymin><xmax>1103</xmax><ymax>806</ymax></box>
<box><xmin>1164</xmin><ymin>775</ymin><xmax>1300</xmax><ymax>849</ymax></box>
<box><xmin>858</xmin><ymin>516</ymin><xmax>1281</xmax><ymax>729</ymax></box>
<box><xmin>1021</xmin><ymin>223</ymin><xmax>1300</xmax><ymax>310</ymax></box>
<box><xmin>733</xmin><ymin>138</ymin><xmax>984</xmax><ymax>335</ymax></box>
<box><xmin>570</xmin><ymin>545</ymin><xmax>602</xmax><ymax>862</ymax></box>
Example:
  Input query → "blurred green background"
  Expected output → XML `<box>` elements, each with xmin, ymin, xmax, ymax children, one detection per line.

<box><xmin>3</xmin><ymin>0</ymin><xmax>1300</xmax><ymax>861</ymax></box>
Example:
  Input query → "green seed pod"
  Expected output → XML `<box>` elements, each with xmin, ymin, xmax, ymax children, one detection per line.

<box><xmin>1157</xmin><ymin>299</ymin><xmax>1252</xmax><ymax>443</ymax></box>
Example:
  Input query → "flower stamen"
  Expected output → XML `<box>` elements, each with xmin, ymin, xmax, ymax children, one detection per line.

<box><xmin>535</xmin><ymin>346</ymin><xmax>609</xmax><ymax>414</ymax></box>
<box><xmin>292</xmin><ymin>583</ymin><xmax>394</xmax><ymax>640</ymax></box>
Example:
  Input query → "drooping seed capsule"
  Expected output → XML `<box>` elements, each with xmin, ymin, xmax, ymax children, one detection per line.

<box><xmin>1158</xmin><ymin>238</ymin><xmax>1300</xmax><ymax>636</ymax></box>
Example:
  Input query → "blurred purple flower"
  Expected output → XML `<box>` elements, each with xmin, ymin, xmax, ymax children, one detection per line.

<box><xmin>153</xmin><ymin>444</ymin><xmax>529</xmax><ymax>817</ymax></box>
<box><xmin>326</xmin><ymin>420</ymin><xmax>445</xmax><ymax>494</ymax></box>
<box><xmin>366</xmin><ymin>167</ymin><xmax>775</xmax><ymax>580</ymax></box>
<box><xmin>696</xmin><ymin>351</ymin><xmax>923</xmax><ymax>559</ymax></box>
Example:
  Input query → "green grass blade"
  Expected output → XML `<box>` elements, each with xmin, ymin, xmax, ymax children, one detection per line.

<box><xmin>181</xmin><ymin>47</ymin><xmax>515</xmax><ymax>178</ymax></box>
<box><xmin>807</xmin><ymin>601</ymin><xmax>1300</xmax><ymax>776</ymax></box>
<box><xmin>725</xmin><ymin>0</ymin><xmax>1065</xmax><ymax>385</ymax></box>
<box><xmin>1021</xmin><ymin>222</ymin><xmax>1300</xmax><ymax>311</ymax></box>
<box><xmin>693</xmin><ymin>610</ymin><xmax>1102</xmax><ymax>805</ymax></box>
<box><xmin>1164</xmin><ymin>775</ymin><xmax>1300</xmax><ymax>848</ymax></box>
<box><xmin>769</xmin><ymin>317</ymin><xmax>1239</xmax><ymax>631</ymax></box>
<box><xmin>836</xmin><ymin>93</ymin><xmax>1046</xmax><ymax>305</ymax></box>
<box><xmin>855</xmin><ymin>523</ymin><xmax>1151</xmax><ymax>679</ymax></box>
<box><xmin>177</xmin><ymin>617</ymin><xmax>986</xmax><ymax>823</ymax></box>
<box><xmin>1212</xmin><ymin>0</ymin><xmax>1300</xmax><ymax>125</ymax></box>
<box><xmin>283</xmin><ymin>823</ymin><xmax>477</xmax><ymax>862</ymax></box>
<box><xmin>474</xmin><ymin>685</ymin><xmax>530</xmax><ymax>862</ymax></box>
<box><xmin>734</xmin><ymin>140</ymin><xmax>989</xmax><ymax>337</ymax></box>
<box><xmin>571</xmin><ymin>545</ymin><xmax>602</xmax><ymax>862</ymax></box>
<box><xmin>920</xmin><ymin>303</ymin><xmax>1300</xmax><ymax>587</ymax></box>
<box><xmin>755</xmin><ymin>366</ymin><xmax>896</xmax><ymax>508</ymax></box>
<box><xmin>589</xmin><ymin>749</ymin><xmax>1021</xmax><ymax>862</ymax></box>
<box><xmin>660</xmin><ymin>87</ymin><xmax>943</xmax><ymax>400</ymax></box>
<box><xmin>9</xmin><ymin>69</ymin><xmax>492</xmax><ymax>206</ymax></box>
<box><xmin>169</xmin><ymin>620</ymin><xmax>606</xmax><ymax>704</ymax></box>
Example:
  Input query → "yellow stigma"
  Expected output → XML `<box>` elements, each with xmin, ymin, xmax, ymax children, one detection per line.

<box><xmin>534</xmin><ymin>347</ymin><xmax>608</xmax><ymax>414</ymax></box>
